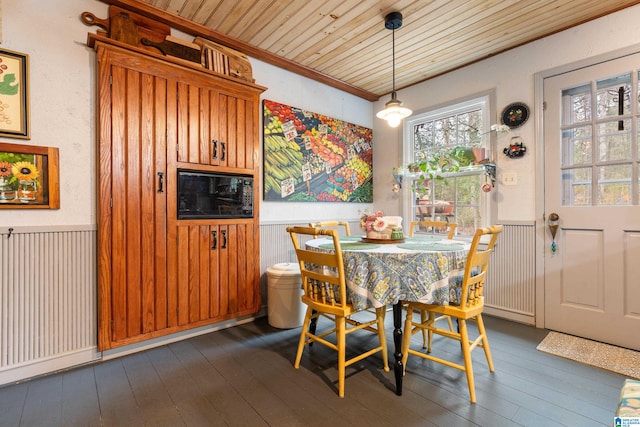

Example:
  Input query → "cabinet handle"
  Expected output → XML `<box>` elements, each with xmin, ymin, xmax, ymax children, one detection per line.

<box><xmin>157</xmin><ymin>172</ymin><xmax>164</xmax><ymax>193</ymax></box>
<box><xmin>212</xmin><ymin>139</ymin><xmax>218</xmax><ymax>160</ymax></box>
<box><xmin>221</xmin><ymin>229</ymin><xmax>227</xmax><ymax>249</ymax></box>
<box><xmin>220</xmin><ymin>141</ymin><xmax>226</xmax><ymax>161</ymax></box>
<box><xmin>211</xmin><ymin>230</ymin><xmax>217</xmax><ymax>250</ymax></box>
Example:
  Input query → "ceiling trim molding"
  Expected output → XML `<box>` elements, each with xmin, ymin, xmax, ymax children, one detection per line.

<box><xmin>97</xmin><ymin>0</ymin><xmax>379</xmax><ymax>102</ymax></box>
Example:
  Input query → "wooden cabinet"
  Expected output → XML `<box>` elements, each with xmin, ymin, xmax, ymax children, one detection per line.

<box><xmin>175</xmin><ymin>84</ymin><xmax>258</xmax><ymax>169</ymax></box>
<box><xmin>95</xmin><ymin>39</ymin><xmax>264</xmax><ymax>350</ymax></box>
<box><xmin>170</xmin><ymin>223</ymin><xmax>259</xmax><ymax>325</ymax></box>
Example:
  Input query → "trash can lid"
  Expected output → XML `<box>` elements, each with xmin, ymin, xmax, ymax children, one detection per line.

<box><xmin>267</xmin><ymin>262</ymin><xmax>301</xmax><ymax>276</ymax></box>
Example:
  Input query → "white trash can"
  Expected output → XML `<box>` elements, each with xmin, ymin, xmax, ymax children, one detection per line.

<box><xmin>267</xmin><ymin>262</ymin><xmax>304</xmax><ymax>328</ymax></box>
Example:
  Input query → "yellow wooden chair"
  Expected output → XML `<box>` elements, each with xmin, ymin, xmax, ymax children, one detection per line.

<box><xmin>409</xmin><ymin>220</ymin><xmax>456</xmax><ymax>239</ymax></box>
<box><xmin>308</xmin><ymin>220</ymin><xmax>351</xmax><ymax>237</ymax></box>
<box><xmin>401</xmin><ymin>225</ymin><xmax>503</xmax><ymax>403</ymax></box>
<box><xmin>287</xmin><ymin>226</ymin><xmax>388</xmax><ymax>397</ymax></box>
<box><xmin>409</xmin><ymin>220</ymin><xmax>457</xmax><ymax>345</ymax></box>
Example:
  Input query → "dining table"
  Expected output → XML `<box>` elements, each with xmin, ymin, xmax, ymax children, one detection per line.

<box><xmin>304</xmin><ymin>234</ymin><xmax>470</xmax><ymax>396</ymax></box>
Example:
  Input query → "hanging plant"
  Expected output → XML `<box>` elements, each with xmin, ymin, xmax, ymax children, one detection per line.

<box><xmin>407</xmin><ymin>146</ymin><xmax>473</xmax><ymax>196</ymax></box>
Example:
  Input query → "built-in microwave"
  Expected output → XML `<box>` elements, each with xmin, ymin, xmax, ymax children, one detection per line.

<box><xmin>177</xmin><ymin>170</ymin><xmax>254</xmax><ymax>219</ymax></box>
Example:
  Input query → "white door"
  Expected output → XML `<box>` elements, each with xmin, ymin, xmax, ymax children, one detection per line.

<box><xmin>544</xmin><ymin>53</ymin><xmax>640</xmax><ymax>351</ymax></box>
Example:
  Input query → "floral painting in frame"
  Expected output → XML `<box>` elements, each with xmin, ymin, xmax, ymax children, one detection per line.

<box><xmin>0</xmin><ymin>142</ymin><xmax>59</xmax><ymax>209</ymax></box>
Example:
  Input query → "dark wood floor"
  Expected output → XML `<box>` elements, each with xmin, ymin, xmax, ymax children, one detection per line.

<box><xmin>0</xmin><ymin>314</ymin><xmax>625</xmax><ymax>426</ymax></box>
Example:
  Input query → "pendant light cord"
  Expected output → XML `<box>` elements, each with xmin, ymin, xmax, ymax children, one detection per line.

<box><xmin>392</xmin><ymin>26</ymin><xmax>396</xmax><ymax>97</ymax></box>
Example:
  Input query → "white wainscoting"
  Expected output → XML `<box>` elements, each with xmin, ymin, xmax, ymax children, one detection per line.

<box><xmin>484</xmin><ymin>222</ymin><xmax>536</xmax><ymax>324</ymax></box>
<box><xmin>0</xmin><ymin>225</ymin><xmax>99</xmax><ymax>385</ymax></box>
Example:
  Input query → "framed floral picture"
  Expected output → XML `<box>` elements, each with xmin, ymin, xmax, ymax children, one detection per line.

<box><xmin>0</xmin><ymin>142</ymin><xmax>59</xmax><ymax>209</ymax></box>
<box><xmin>0</xmin><ymin>48</ymin><xmax>29</xmax><ymax>139</ymax></box>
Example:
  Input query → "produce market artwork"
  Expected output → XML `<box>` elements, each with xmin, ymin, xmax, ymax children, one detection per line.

<box><xmin>263</xmin><ymin>100</ymin><xmax>373</xmax><ymax>202</ymax></box>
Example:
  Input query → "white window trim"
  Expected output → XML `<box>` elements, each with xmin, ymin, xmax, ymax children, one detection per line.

<box><xmin>401</xmin><ymin>91</ymin><xmax>497</xmax><ymax>235</ymax></box>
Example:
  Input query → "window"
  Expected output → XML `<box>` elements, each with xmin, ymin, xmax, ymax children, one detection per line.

<box><xmin>403</xmin><ymin>94</ymin><xmax>495</xmax><ymax>236</ymax></box>
<box><xmin>561</xmin><ymin>72</ymin><xmax>640</xmax><ymax>206</ymax></box>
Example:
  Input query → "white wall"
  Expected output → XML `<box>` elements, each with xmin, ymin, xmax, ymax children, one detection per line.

<box><xmin>0</xmin><ymin>0</ymin><xmax>107</xmax><ymax>228</ymax></box>
<box><xmin>373</xmin><ymin>3</ymin><xmax>640</xmax><ymax>222</ymax></box>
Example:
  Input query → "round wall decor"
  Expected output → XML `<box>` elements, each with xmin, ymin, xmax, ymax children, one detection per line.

<box><xmin>501</xmin><ymin>102</ymin><xmax>530</xmax><ymax>129</ymax></box>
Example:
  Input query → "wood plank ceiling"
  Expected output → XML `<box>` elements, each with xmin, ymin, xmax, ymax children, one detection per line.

<box><xmin>131</xmin><ymin>0</ymin><xmax>640</xmax><ymax>100</ymax></box>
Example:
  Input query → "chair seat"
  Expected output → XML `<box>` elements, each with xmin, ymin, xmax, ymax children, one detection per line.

<box><xmin>414</xmin><ymin>298</ymin><xmax>485</xmax><ymax>320</ymax></box>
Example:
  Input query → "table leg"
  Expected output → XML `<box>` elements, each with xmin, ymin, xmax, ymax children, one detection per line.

<box><xmin>392</xmin><ymin>302</ymin><xmax>403</xmax><ymax>396</ymax></box>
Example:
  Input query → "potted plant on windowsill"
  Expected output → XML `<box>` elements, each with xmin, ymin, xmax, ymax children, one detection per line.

<box><xmin>406</xmin><ymin>146</ymin><xmax>475</xmax><ymax>195</ymax></box>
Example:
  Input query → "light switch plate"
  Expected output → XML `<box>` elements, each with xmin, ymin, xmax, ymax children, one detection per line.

<box><xmin>502</xmin><ymin>172</ymin><xmax>518</xmax><ymax>186</ymax></box>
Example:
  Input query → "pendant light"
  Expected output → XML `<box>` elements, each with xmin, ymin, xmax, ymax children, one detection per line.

<box><xmin>376</xmin><ymin>12</ymin><xmax>412</xmax><ymax>128</ymax></box>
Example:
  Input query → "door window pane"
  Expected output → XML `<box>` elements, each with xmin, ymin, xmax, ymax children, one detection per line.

<box><xmin>562</xmin><ymin>167</ymin><xmax>592</xmax><ymax>206</ymax></box>
<box><xmin>562</xmin><ymin>126</ymin><xmax>592</xmax><ymax>166</ymax></box>
<box><xmin>597</xmin><ymin>164</ymin><xmax>632</xmax><ymax>205</ymax></box>
<box><xmin>597</xmin><ymin>120</ymin><xmax>631</xmax><ymax>162</ymax></box>
<box><xmin>596</xmin><ymin>73</ymin><xmax>631</xmax><ymax>119</ymax></box>
<box><xmin>563</xmin><ymin>84</ymin><xmax>591</xmax><ymax>124</ymax></box>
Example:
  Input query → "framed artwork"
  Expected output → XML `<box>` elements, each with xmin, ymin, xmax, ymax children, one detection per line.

<box><xmin>263</xmin><ymin>100</ymin><xmax>373</xmax><ymax>202</ymax></box>
<box><xmin>0</xmin><ymin>48</ymin><xmax>29</xmax><ymax>139</ymax></box>
<box><xmin>0</xmin><ymin>142</ymin><xmax>60</xmax><ymax>209</ymax></box>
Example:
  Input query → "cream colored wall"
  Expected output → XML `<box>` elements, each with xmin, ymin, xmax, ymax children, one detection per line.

<box><xmin>373</xmin><ymin>3</ymin><xmax>640</xmax><ymax>222</ymax></box>
<box><xmin>0</xmin><ymin>0</ymin><xmax>107</xmax><ymax>228</ymax></box>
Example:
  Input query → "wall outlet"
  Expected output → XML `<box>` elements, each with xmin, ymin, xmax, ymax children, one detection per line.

<box><xmin>502</xmin><ymin>172</ymin><xmax>518</xmax><ymax>186</ymax></box>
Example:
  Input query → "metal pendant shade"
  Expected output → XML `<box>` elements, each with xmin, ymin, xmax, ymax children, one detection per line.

<box><xmin>376</xmin><ymin>12</ymin><xmax>412</xmax><ymax>127</ymax></box>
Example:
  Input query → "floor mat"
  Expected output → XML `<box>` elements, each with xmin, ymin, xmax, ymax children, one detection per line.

<box><xmin>537</xmin><ymin>331</ymin><xmax>640</xmax><ymax>379</ymax></box>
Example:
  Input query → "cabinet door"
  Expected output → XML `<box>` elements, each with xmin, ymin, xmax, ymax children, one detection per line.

<box><xmin>171</xmin><ymin>222</ymin><xmax>260</xmax><ymax>325</ymax></box>
<box><xmin>212</xmin><ymin>90</ymin><xmax>258</xmax><ymax>170</ymax></box>
<box><xmin>218</xmin><ymin>222</ymin><xmax>260</xmax><ymax>315</ymax></box>
<box><xmin>173</xmin><ymin>224</ymin><xmax>218</xmax><ymax>325</ymax></box>
<box><xmin>97</xmin><ymin>46</ymin><xmax>171</xmax><ymax>349</ymax></box>
<box><xmin>176</xmin><ymin>83</ymin><xmax>214</xmax><ymax>166</ymax></box>
<box><xmin>176</xmin><ymin>85</ymin><xmax>258</xmax><ymax>169</ymax></box>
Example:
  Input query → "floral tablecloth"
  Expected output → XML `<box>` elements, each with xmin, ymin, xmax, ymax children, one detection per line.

<box><xmin>305</xmin><ymin>236</ymin><xmax>469</xmax><ymax>310</ymax></box>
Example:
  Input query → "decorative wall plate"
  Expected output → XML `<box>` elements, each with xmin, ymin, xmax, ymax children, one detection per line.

<box><xmin>501</xmin><ymin>102</ymin><xmax>530</xmax><ymax>129</ymax></box>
